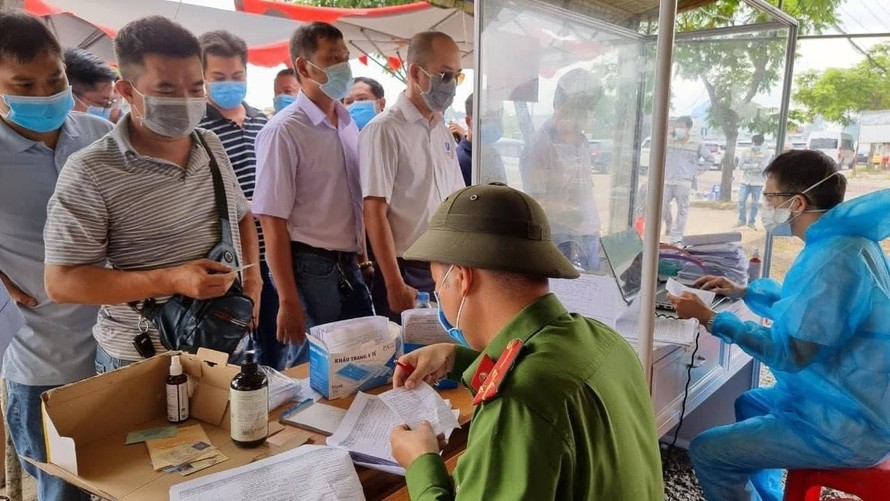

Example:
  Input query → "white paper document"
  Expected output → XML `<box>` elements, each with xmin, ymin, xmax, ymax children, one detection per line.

<box><xmin>666</xmin><ymin>278</ymin><xmax>717</xmax><ymax>305</ymax></box>
<box><xmin>280</xmin><ymin>401</ymin><xmax>346</xmax><ymax>436</ymax></box>
<box><xmin>310</xmin><ymin>316</ymin><xmax>392</xmax><ymax>354</ymax></box>
<box><xmin>616</xmin><ymin>298</ymin><xmax>700</xmax><ymax>346</ymax></box>
<box><xmin>169</xmin><ymin>445</ymin><xmax>364</xmax><ymax>501</ymax></box>
<box><xmin>378</xmin><ymin>382</ymin><xmax>460</xmax><ymax>437</ymax></box>
<box><xmin>549</xmin><ymin>273</ymin><xmax>620</xmax><ymax>328</ymax></box>
<box><xmin>327</xmin><ymin>392</ymin><xmax>404</xmax><ymax>474</ymax></box>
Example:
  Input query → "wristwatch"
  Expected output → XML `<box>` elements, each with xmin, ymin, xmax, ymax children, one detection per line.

<box><xmin>705</xmin><ymin>311</ymin><xmax>717</xmax><ymax>332</ymax></box>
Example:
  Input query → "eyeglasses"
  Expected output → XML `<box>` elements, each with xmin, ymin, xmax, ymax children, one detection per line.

<box><xmin>761</xmin><ymin>192</ymin><xmax>798</xmax><ymax>199</ymax></box>
<box><xmin>419</xmin><ymin>66</ymin><xmax>465</xmax><ymax>86</ymax></box>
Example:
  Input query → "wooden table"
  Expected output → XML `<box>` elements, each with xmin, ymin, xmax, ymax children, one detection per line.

<box><xmin>281</xmin><ymin>365</ymin><xmax>474</xmax><ymax>500</ymax></box>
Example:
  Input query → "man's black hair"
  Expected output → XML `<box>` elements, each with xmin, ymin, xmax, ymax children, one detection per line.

<box><xmin>114</xmin><ymin>16</ymin><xmax>201</xmax><ymax>80</ymax></box>
<box><xmin>63</xmin><ymin>48</ymin><xmax>117</xmax><ymax>93</ymax></box>
<box><xmin>0</xmin><ymin>11</ymin><xmax>61</xmax><ymax>65</ymax></box>
<box><xmin>465</xmin><ymin>93</ymin><xmax>473</xmax><ymax>118</ymax></box>
<box><xmin>198</xmin><ymin>30</ymin><xmax>248</xmax><ymax>68</ymax></box>
<box><xmin>288</xmin><ymin>22</ymin><xmax>343</xmax><ymax>63</ymax></box>
<box><xmin>676</xmin><ymin>116</ymin><xmax>693</xmax><ymax>129</ymax></box>
<box><xmin>276</xmin><ymin>68</ymin><xmax>295</xmax><ymax>79</ymax></box>
<box><xmin>763</xmin><ymin>149</ymin><xmax>846</xmax><ymax>210</ymax></box>
<box><xmin>752</xmin><ymin>134</ymin><xmax>764</xmax><ymax>145</ymax></box>
<box><xmin>354</xmin><ymin>76</ymin><xmax>384</xmax><ymax>100</ymax></box>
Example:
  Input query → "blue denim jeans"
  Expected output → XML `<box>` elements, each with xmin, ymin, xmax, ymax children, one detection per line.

<box><xmin>738</xmin><ymin>183</ymin><xmax>763</xmax><ymax>225</ymax></box>
<box><xmin>95</xmin><ymin>345</ymin><xmax>134</xmax><ymax>374</ymax></box>
<box><xmin>284</xmin><ymin>250</ymin><xmax>374</xmax><ymax>368</ymax></box>
<box><xmin>690</xmin><ymin>388</ymin><xmax>883</xmax><ymax>501</ymax></box>
<box><xmin>371</xmin><ymin>261</ymin><xmax>435</xmax><ymax>324</ymax></box>
<box><xmin>5</xmin><ymin>380</ymin><xmax>90</xmax><ymax>501</ymax></box>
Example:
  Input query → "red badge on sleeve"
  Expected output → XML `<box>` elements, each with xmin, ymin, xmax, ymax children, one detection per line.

<box><xmin>472</xmin><ymin>339</ymin><xmax>524</xmax><ymax>406</ymax></box>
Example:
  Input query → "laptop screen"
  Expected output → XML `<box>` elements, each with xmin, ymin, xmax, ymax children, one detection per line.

<box><xmin>600</xmin><ymin>229</ymin><xmax>644</xmax><ymax>303</ymax></box>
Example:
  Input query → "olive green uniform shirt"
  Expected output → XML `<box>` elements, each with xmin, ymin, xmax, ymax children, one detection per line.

<box><xmin>405</xmin><ymin>294</ymin><xmax>664</xmax><ymax>500</ymax></box>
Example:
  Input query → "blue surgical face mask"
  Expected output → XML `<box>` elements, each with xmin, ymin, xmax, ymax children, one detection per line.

<box><xmin>348</xmin><ymin>100</ymin><xmax>377</xmax><ymax>130</ymax></box>
<box><xmin>86</xmin><ymin>105</ymin><xmax>113</xmax><ymax>121</ymax></box>
<box><xmin>208</xmin><ymin>80</ymin><xmax>247</xmax><ymax>110</ymax></box>
<box><xmin>674</xmin><ymin>127</ymin><xmax>688</xmax><ymax>139</ymax></box>
<box><xmin>752</xmin><ymin>145</ymin><xmax>762</xmax><ymax>152</ymax></box>
<box><xmin>307</xmin><ymin>60</ymin><xmax>353</xmax><ymax>101</ymax></box>
<box><xmin>273</xmin><ymin>93</ymin><xmax>296</xmax><ymax>113</ymax></box>
<box><xmin>1</xmin><ymin>87</ymin><xmax>75</xmax><ymax>133</ymax></box>
<box><xmin>434</xmin><ymin>265</ymin><xmax>470</xmax><ymax>347</ymax></box>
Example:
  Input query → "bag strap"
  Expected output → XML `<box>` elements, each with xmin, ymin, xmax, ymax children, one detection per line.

<box><xmin>129</xmin><ymin>132</ymin><xmax>235</xmax><ymax>316</ymax></box>
<box><xmin>195</xmin><ymin>131</ymin><xmax>234</xmax><ymax>247</ymax></box>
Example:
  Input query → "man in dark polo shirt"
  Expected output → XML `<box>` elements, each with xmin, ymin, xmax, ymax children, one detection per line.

<box><xmin>197</xmin><ymin>30</ymin><xmax>283</xmax><ymax>369</ymax></box>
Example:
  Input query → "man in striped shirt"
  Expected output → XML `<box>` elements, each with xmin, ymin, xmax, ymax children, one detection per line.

<box><xmin>43</xmin><ymin>16</ymin><xmax>261</xmax><ymax>371</ymax></box>
<box><xmin>197</xmin><ymin>31</ymin><xmax>283</xmax><ymax>369</ymax></box>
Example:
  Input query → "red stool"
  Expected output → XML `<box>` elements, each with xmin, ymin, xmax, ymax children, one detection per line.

<box><xmin>784</xmin><ymin>459</ymin><xmax>890</xmax><ymax>501</ymax></box>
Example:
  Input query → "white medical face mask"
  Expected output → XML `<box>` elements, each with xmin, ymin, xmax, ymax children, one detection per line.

<box><xmin>761</xmin><ymin>171</ymin><xmax>839</xmax><ymax>234</ymax></box>
<box><xmin>132</xmin><ymin>88</ymin><xmax>206</xmax><ymax>138</ymax></box>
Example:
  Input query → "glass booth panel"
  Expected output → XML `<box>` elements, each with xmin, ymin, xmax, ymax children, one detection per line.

<box><xmin>476</xmin><ymin>0</ymin><xmax>656</xmax><ymax>275</ymax></box>
<box><xmin>660</xmin><ymin>21</ymin><xmax>791</xmax><ymax>284</ymax></box>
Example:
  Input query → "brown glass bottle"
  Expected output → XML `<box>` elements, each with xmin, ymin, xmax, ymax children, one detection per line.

<box><xmin>166</xmin><ymin>355</ymin><xmax>189</xmax><ymax>424</ymax></box>
<box><xmin>229</xmin><ymin>351</ymin><xmax>268</xmax><ymax>448</ymax></box>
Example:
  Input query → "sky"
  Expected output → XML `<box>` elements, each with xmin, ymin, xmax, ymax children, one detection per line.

<box><xmin>177</xmin><ymin>0</ymin><xmax>887</xmax><ymax>122</ymax></box>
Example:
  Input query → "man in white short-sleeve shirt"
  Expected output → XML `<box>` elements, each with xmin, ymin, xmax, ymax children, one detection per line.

<box><xmin>360</xmin><ymin>31</ymin><xmax>465</xmax><ymax>322</ymax></box>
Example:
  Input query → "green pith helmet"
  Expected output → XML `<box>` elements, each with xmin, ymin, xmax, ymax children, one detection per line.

<box><xmin>403</xmin><ymin>183</ymin><xmax>580</xmax><ymax>279</ymax></box>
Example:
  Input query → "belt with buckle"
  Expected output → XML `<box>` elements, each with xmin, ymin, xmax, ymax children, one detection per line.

<box><xmin>292</xmin><ymin>242</ymin><xmax>355</xmax><ymax>262</ymax></box>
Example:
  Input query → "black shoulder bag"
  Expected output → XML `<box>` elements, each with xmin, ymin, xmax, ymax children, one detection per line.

<box><xmin>133</xmin><ymin>132</ymin><xmax>254</xmax><ymax>357</ymax></box>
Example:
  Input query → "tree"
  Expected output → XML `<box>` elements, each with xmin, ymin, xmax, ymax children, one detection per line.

<box><xmin>674</xmin><ymin>0</ymin><xmax>842</xmax><ymax>201</ymax></box>
<box><xmin>793</xmin><ymin>44</ymin><xmax>890</xmax><ymax>126</ymax></box>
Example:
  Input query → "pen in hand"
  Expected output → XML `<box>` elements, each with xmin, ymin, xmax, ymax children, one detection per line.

<box><xmin>395</xmin><ymin>361</ymin><xmax>415</xmax><ymax>374</ymax></box>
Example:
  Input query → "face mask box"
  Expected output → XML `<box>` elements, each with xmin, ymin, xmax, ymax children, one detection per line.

<box><xmin>308</xmin><ymin>316</ymin><xmax>402</xmax><ymax>400</ymax></box>
<box><xmin>30</xmin><ymin>349</ymin><xmax>294</xmax><ymax>500</ymax></box>
<box><xmin>401</xmin><ymin>308</ymin><xmax>452</xmax><ymax>353</ymax></box>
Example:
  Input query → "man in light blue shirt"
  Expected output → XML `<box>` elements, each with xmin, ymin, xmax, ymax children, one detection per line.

<box><xmin>0</xmin><ymin>11</ymin><xmax>112</xmax><ymax>501</ymax></box>
<box><xmin>663</xmin><ymin>116</ymin><xmax>714</xmax><ymax>244</ymax></box>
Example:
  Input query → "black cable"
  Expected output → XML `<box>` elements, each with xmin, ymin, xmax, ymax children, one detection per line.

<box><xmin>664</xmin><ymin>329</ymin><xmax>702</xmax><ymax>471</ymax></box>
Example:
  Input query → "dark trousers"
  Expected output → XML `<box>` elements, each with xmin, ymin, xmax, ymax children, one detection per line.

<box><xmin>371</xmin><ymin>259</ymin><xmax>435</xmax><ymax>324</ymax></box>
<box><xmin>256</xmin><ymin>260</ymin><xmax>284</xmax><ymax>370</ymax></box>
<box><xmin>284</xmin><ymin>242</ymin><xmax>374</xmax><ymax>367</ymax></box>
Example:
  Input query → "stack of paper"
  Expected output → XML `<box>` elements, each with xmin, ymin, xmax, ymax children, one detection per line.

<box><xmin>327</xmin><ymin>383</ymin><xmax>460</xmax><ymax>475</ymax></box>
<box><xmin>169</xmin><ymin>445</ymin><xmax>364</xmax><ymax>501</ymax></box>
<box><xmin>280</xmin><ymin>399</ymin><xmax>347</xmax><ymax>436</ymax></box>
<box><xmin>682</xmin><ymin>241</ymin><xmax>748</xmax><ymax>284</ymax></box>
<box><xmin>378</xmin><ymin>382</ymin><xmax>460</xmax><ymax>436</ymax></box>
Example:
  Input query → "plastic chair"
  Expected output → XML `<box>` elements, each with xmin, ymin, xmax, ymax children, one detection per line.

<box><xmin>783</xmin><ymin>460</ymin><xmax>890</xmax><ymax>501</ymax></box>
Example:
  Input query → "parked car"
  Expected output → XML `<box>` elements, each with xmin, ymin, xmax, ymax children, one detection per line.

<box><xmin>588</xmin><ymin>139</ymin><xmax>613</xmax><ymax>173</ymax></box>
<box><xmin>807</xmin><ymin>131</ymin><xmax>856</xmax><ymax>169</ymax></box>
<box><xmin>702</xmin><ymin>141</ymin><xmax>724</xmax><ymax>170</ymax></box>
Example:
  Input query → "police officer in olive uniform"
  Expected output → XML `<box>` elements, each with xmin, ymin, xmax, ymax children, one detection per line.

<box><xmin>390</xmin><ymin>183</ymin><xmax>664</xmax><ymax>500</ymax></box>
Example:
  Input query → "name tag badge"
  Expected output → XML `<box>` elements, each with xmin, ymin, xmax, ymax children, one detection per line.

<box><xmin>445</xmin><ymin>141</ymin><xmax>454</xmax><ymax>159</ymax></box>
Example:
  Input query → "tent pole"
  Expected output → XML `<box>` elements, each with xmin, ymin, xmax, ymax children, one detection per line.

<box><xmin>640</xmin><ymin>0</ymin><xmax>679</xmax><ymax>389</ymax></box>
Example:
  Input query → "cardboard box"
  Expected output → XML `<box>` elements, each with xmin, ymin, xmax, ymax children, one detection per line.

<box><xmin>33</xmin><ymin>349</ymin><xmax>291</xmax><ymax>500</ymax></box>
<box><xmin>308</xmin><ymin>317</ymin><xmax>402</xmax><ymax>400</ymax></box>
